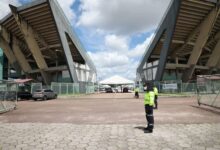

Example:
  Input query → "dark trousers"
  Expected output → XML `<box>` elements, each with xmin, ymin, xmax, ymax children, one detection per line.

<box><xmin>154</xmin><ymin>95</ymin><xmax>158</xmax><ymax>108</ymax></box>
<box><xmin>135</xmin><ymin>92</ymin><xmax>139</xmax><ymax>98</ymax></box>
<box><xmin>145</xmin><ymin>105</ymin><xmax>154</xmax><ymax>130</ymax></box>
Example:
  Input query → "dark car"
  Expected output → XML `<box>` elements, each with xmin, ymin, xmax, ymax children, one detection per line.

<box><xmin>123</xmin><ymin>87</ymin><xmax>129</xmax><ymax>93</ymax></box>
<box><xmin>105</xmin><ymin>88</ymin><xmax>113</xmax><ymax>93</ymax></box>
<box><xmin>32</xmin><ymin>89</ymin><xmax>57</xmax><ymax>100</ymax></box>
<box><xmin>17</xmin><ymin>91</ymin><xmax>32</xmax><ymax>100</ymax></box>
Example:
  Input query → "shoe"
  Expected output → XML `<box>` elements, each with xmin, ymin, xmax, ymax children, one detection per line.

<box><xmin>144</xmin><ymin>129</ymin><xmax>153</xmax><ymax>133</ymax></box>
<box><xmin>143</xmin><ymin>127</ymin><xmax>149</xmax><ymax>130</ymax></box>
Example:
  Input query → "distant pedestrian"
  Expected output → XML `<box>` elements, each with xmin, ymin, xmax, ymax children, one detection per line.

<box><xmin>153</xmin><ymin>86</ymin><xmax>158</xmax><ymax>109</ymax></box>
<box><xmin>134</xmin><ymin>86</ymin><xmax>139</xmax><ymax>98</ymax></box>
<box><xmin>143</xmin><ymin>82</ymin><xmax>155</xmax><ymax>133</ymax></box>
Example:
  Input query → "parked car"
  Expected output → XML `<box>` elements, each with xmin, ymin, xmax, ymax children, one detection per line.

<box><xmin>105</xmin><ymin>88</ymin><xmax>113</xmax><ymax>93</ymax></box>
<box><xmin>17</xmin><ymin>91</ymin><xmax>32</xmax><ymax>100</ymax></box>
<box><xmin>32</xmin><ymin>89</ymin><xmax>57</xmax><ymax>100</ymax></box>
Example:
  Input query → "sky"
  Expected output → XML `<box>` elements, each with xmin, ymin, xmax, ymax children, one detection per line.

<box><xmin>0</xmin><ymin>0</ymin><xmax>171</xmax><ymax>81</ymax></box>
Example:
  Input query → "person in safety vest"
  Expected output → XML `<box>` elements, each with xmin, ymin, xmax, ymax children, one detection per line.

<box><xmin>134</xmin><ymin>86</ymin><xmax>139</xmax><ymax>98</ymax></box>
<box><xmin>153</xmin><ymin>86</ymin><xmax>158</xmax><ymax>109</ymax></box>
<box><xmin>144</xmin><ymin>82</ymin><xmax>155</xmax><ymax>133</ymax></box>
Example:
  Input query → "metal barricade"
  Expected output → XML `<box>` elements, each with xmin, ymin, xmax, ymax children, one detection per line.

<box><xmin>0</xmin><ymin>81</ymin><xmax>18</xmax><ymax>113</ymax></box>
<box><xmin>197</xmin><ymin>75</ymin><xmax>220</xmax><ymax>108</ymax></box>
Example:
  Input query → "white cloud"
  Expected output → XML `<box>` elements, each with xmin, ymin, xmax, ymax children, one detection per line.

<box><xmin>88</xmin><ymin>33</ymin><xmax>154</xmax><ymax>80</ymax></box>
<box><xmin>88</xmin><ymin>51</ymin><xmax>129</xmax><ymax>68</ymax></box>
<box><xmin>78</xmin><ymin>0</ymin><xmax>171</xmax><ymax>35</ymax></box>
<box><xmin>105</xmin><ymin>35</ymin><xmax>129</xmax><ymax>52</ymax></box>
<box><xmin>127</xmin><ymin>33</ymin><xmax>154</xmax><ymax>58</ymax></box>
<box><xmin>57</xmin><ymin>0</ymin><xmax>76</xmax><ymax>24</ymax></box>
<box><xmin>0</xmin><ymin>0</ymin><xmax>21</xmax><ymax>19</ymax></box>
<box><xmin>77</xmin><ymin>0</ymin><xmax>170</xmax><ymax>80</ymax></box>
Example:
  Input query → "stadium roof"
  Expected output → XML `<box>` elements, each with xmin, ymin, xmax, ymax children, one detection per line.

<box><xmin>0</xmin><ymin>0</ymin><xmax>96</xmax><ymax>84</ymax></box>
<box><xmin>137</xmin><ymin>0</ymin><xmax>220</xmax><ymax>82</ymax></box>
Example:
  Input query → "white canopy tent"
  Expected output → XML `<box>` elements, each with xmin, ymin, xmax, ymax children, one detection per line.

<box><xmin>99</xmin><ymin>75</ymin><xmax>135</xmax><ymax>92</ymax></box>
<box><xmin>99</xmin><ymin>75</ymin><xmax>134</xmax><ymax>85</ymax></box>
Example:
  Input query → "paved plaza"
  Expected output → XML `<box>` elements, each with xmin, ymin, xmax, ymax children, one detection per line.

<box><xmin>0</xmin><ymin>93</ymin><xmax>220</xmax><ymax>150</ymax></box>
<box><xmin>0</xmin><ymin>123</ymin><xmax>220</xmax><ymax>150</ymax></box>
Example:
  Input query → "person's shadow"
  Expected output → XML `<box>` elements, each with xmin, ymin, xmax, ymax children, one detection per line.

<box><xmin>134</xmin><ymin>126</ymin><xmax>145</xmax><ymax>131</ymax></box>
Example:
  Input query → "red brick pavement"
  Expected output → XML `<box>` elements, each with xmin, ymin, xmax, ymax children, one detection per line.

<box><xmin>0</xmin><ymin>93</ymin><xmax>219</xmax><ymax>124</ymax></box>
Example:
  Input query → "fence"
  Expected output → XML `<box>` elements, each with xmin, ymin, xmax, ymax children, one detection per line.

<box><xmin>51</xmin><ymin>82</ymin><xmax>95</xmax><ymax>95</ymax></box>
<box><xmin>31</xmin><ymin>83</ymin><xmax>42</xmax><ymax>93</ymax></box>
<box><xmin>0</xmin><ymin>81</ymin><xmax>17</xmax><ymax>113</ymax></box>
<box><xmin>30</xmin><ymin>82</ymin><xmax>95</xmax><ymax>95</ymax></box>
<box><xmin>139</xmin><ymin>80</ymin><xmax>197</xmax><ymax>94</ymax></box>
<box><xmin>197</xmin><ymin>75</ymin><xmax>220</xmax><ymax>108</ymax></box>
<box><xmin>155</xmin><ymin>80</ymin><xmax>196</xmax><ymax>94</ymax></box>
<box><xmin>51</xmin><ymin>82</ymin><xmax>79</xmax><ymax>95</ymax></box>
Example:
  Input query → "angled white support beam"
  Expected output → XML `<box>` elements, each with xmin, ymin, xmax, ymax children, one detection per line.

<box><xmin>9</xmin><ymin>5</ymin><xmax>48</xmax><ymax>69</ymax></box>
<box><xmin>206</xmin><ymin>30</ymin><xmax>220</xmax><ymax>46</ymax></box>
<box><xmin>188</xmin><ymin>8</ymin><xmax>220</xmax><ymax>65</ymax></box>
<box><xmin>33</xmin><ymin>29</ymin><xmax>57</xmax><ymax>58</ymax></box>
<box><xmin>0</xmin><ymin>25</ymin><xmax>10</xmax><ymax>43</ymax></box>
<box><xmin>58</xmin><ymin>32</ymin><xmax>79</xmax><ymax>82</ymax></box>
<box><xmin>206</xmin><ymin>38</ymin><xmax>220</xmax><ymax>67</ymax></box>
<box><xmin>172</xmin><ymin>6</ymin><xmax>220</xmax><ymax>57</ymax></box>
<box><xmin>49</xmin><ymin>1</ymin><xmax>79</xmax><ymax>82</ymax></box>
<box><xmin>137</xmin><ymin>0</ymin><xmax>181</xmax><ymax>82</ymax></box>
<box><xmin>217</xmin><ymin>59</ymin><xmax>220</xmax><ymax>69</ymax></box>
<box><xmin>1</xmin><ymin>26</ymin><xmax>32</xmax><ymax>73</ymax></box>
<box><xmin>0</xmin><ymin>35</ymin><xmax>21</xmax><ymax>72</ymax></box>
<box><xmin>9</xmin><ymin>5</ymin><xmax>51</xmax><ymax>84</ymax></box>
<box><xmin>182</xmin><ymin>6</ymin><xmax>220</xmax><ymax>82</ymax></box>
<box><xmin>171</xmin><ymin>24</ymin><xmax>201</xmax><ymax>57</ymax></box>
<box><xmin>178</xmin><ymin>46</ymin><xmax>212</xmax><ymax>56</ymax></box>
<box><xmin>173</xmin><ymin>29</ymin><xmax>216</xmax><ymax>57</ymax></box>
<box><xmin>49</xmin><ymin>0</ymin><xmax>97</xmax><ymax>83</ymax></box>
<box><xmin>12</xmin><ymin>37</ymin><xmax>32</xmax><ymax>73</ymax></box>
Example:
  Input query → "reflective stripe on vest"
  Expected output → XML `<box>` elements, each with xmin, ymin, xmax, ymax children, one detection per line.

<box><xmin>144</xmin><ymin>91</ymin><xmax>155</xmax><ymax>106</ymax></box>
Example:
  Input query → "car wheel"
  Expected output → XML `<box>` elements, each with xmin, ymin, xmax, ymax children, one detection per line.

<box><xmin>54</xmin><ymin>95</ymin><xmax>57</xmax><ymax>99</ymax></box>
<box><xmin>43</xmin><ymin>95</ymin><xmax>47</xmax><ymax>101</ymax></box>
<box><xmin>34</xmin><ymin>98</ymin><xmax>37</xmax><ymax>101</ymax></box>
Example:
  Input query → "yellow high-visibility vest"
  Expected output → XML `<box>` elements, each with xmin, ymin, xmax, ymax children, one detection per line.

<box><xmin>154</xmin><ymin>87</ymin><xmax>158</xmax><ymax>96</ymax></box>
<box><xmin>135</xmin><ymin>88</ymin><xmax>139</xmax><ymax>92</ymax></box>
<box><xmin>144</xmin><ymin>91</ymin><xmax>155</xmax><ymax>106</ymax></box>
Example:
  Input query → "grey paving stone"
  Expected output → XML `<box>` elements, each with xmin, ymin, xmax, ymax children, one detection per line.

<box><xmin>0</xmin><ymin>123</ymin><xmax>219</xmax><ymax>150</ymax></box>
<box><xmin>206</xmin><ymin>148</ymin><xmax>220</xmax><ymax>150</ymax></box>
<box><xmin>85</xmin><ymin>146</ymin><xmax>97</xmax><ymax>150</ymax></box>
